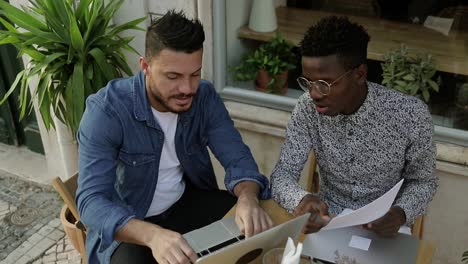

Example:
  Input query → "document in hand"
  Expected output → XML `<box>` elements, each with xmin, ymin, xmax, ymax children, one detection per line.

<box><xmin>321</xmin><ymin>179</ymin><xmax>404</xmax><ymax>231</ymax></box>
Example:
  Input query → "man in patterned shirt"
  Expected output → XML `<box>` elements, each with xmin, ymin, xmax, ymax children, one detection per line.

<box><xmin>271</xmin><ymin>16</ymin><xmax>438</xmax><ymax>237</ymax></box>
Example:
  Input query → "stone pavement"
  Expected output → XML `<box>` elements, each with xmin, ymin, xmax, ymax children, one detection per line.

<box><xmin>0</xmin><ymin>170</ymin><xmax>81</xmax><ymax>264</ymax></box>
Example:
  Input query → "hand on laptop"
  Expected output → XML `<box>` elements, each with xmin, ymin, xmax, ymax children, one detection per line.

<box><xmin>364</xmin><ymin>206</ymin><xmax>406</xmax><ymax>238</ymax></box>
<box><xmin>294</xmin><ymin>194</ymin><xmax>330</xmax><ymax>234</ymax></box>
<box><xmin>235</xmin><ymin>193</ymin><xmax>274</xmax><ymax>238</ymax></box>
<box><xmin>233</xmin><ymin>181</ymin><xmax>274</xmax><ymax>238</ymax></box>
<box><xmin>148</xmin><ymin>225</ymin><xmax>198</xmax><ymax>264</ymax></box>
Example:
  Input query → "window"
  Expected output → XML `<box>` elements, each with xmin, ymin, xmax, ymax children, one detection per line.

<box><xmin>213</xmin><ymin>0</ymin><xmax>468</xmax><ymax>146</ymax></box>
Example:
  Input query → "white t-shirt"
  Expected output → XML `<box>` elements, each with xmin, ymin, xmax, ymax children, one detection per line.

<box><xmin>145</xmin><ymin>108</ymin><xmax>185</xmax><ymax>217</ymax></box>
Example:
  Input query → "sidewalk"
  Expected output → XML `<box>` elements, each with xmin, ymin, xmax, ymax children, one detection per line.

<box><xmin>0</xmin><ymin>170</ymin><xmax>81</xmax><ymax>264</ymax></box>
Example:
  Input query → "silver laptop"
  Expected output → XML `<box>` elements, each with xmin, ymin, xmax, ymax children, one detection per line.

<box><xmin>184</xmin><ymin>213</ymin><xmax>310</xmax><ymax>263</ymax></box>
<box><xmin>183</xmin><ymin>216</ymin><xmax>244</xmax><ymax>258</ymax></box>
<box><xmin>303</xmin><ymin>226</ymin><xmax>419</xmax><ymax>264</ymax></box>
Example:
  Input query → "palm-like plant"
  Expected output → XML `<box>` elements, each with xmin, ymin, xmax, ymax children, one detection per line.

<box><xmin>0</xmin><ymin>0</ymin><xmax>145</xmax><ymax>136</ymax></box>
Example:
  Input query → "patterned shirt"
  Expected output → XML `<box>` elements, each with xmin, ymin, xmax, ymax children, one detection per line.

<box><xmin>271</xmin><ymin>82</ymin><xmax>438</xmax><ymax>225</ymax></box>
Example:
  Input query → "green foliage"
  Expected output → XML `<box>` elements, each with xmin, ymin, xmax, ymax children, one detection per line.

<box><xmin>463</xmin><ymin>250</ymin><xmax>468</xmax><ymax>264</ymax></box>
<box><xmin>230</xmin><ymin>34</ymin><xmax>296</xmax><ymax>93</ymax></box>
<box><xmin>381</xmin><ymin>45</ymin><xmax>441</xmax><ymax>103</ymax></box>
<box><xmin>0</xmin><ymin>0</ymin><xmax>145</xmax><ymax>137</ymax></box>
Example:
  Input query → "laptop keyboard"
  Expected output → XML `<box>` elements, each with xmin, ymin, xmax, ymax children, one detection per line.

<box><xmin>197</xmin><ymin>235</ymin><xmax>245</xmax><ymax>258</ymax></box>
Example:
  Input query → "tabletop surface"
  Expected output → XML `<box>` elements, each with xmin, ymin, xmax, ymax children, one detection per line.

<box><xmin>224</xmin><ymin>199</ymin><xmax>435</xmax><ymax>264</ymax></box>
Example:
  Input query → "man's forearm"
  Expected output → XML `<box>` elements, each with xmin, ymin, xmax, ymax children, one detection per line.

<box><xmin>114</xmin><ymin>218</ymin><xmax>160</xmax><ymax>247</ymax></box>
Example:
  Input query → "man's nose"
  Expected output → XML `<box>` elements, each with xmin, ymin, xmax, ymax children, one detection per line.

<box><xmin>309</xmin><ymin>85</ymin><xmax>325</xmax><ymax>101</ymax></box>
<box><xmin>179</xmin><ymin>78</ymin><xmax>192</xmax><ymax>94</ymax></box>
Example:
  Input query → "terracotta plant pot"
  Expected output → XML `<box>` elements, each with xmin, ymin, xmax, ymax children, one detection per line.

<box><xmin>60</xmin><ymin>205</ymin><xmax>86</xmax><ymax>260</ymax></box>
<box><xmin>255</xmin><ymin>69</ymin><xmax>288</xmax><ymax>95</ymax></box>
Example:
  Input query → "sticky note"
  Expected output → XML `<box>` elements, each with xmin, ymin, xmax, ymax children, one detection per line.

<box><xmin>349</xmin><ymin>235</ymin><xmax>372</xmax><ymax>251</ymax></box>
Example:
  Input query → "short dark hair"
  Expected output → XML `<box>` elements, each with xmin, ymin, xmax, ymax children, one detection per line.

<box><xmin>299</xmin><ymin>16</ymin><xmax>370</xmax><ymax>70</ymax></box>
<box><xmin>145</xmin><ymin>10</ymin><xmax>205</xmax><ymax>58</ymax></box>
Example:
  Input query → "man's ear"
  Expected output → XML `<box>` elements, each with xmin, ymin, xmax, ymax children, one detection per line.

<box><xmin>139</xmin><ymin>57</ymin><xmax>149</xmax><ymax>74</ymax></box>
<box><xmin>355</xmin><ymin>64</ymin><xmax>368</xmax><ymax>86</ymax></box>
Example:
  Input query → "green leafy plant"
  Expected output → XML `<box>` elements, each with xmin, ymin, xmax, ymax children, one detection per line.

<box><xmin>463</xmin><ymin>250</ymin><xmax>468</xmax><ymax>264</ymax></box>
<box><xmin>381</xmin><ymin>45</ymin><xmax>441</xmax><ymax>103</ymax></box>
<box><xmin>230</xmin><ymin>34</ymin><xmax>296</xmax><ymax>94</ymax></box>
<box><xmin>0</xmin><ymin>0</ymin><xmax>145</xmax><ymax>136</ymax></box>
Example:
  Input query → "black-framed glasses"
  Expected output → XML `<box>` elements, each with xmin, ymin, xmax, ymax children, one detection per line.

<box><xmin>296</xmin><ymin>69</ymin><xmax>354</xmax><ymax>95</ymax></box>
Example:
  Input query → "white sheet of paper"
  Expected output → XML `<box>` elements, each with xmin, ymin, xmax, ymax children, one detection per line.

<box><xmin>348</xmin><ymin>235</ymin><xmax>372</xmax><ymax>251</ymax></box>
<box><xmin>424</xmin><ymin>16</ymin><xmax>454</xmax><ymax>36</ymax></box>
<box><xmin>321</xmin><ymin>179</ymin><xmax>404</xmax><ymax>231</ymax></box>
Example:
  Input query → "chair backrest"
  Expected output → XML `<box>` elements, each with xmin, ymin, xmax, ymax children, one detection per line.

<box><xmin>52</xmin><ymin>172</ymin><xmax>87</xmax><ymax>263</ymax></box>
<box><xmin>305</xmin><ymin>153</ymin><xmax>424</xmax><ymax>239</ymax></box>
<box><xmin>52</xmin><ymin>173</ymin><xmax>80</xmax><ymax>221</ymax></box>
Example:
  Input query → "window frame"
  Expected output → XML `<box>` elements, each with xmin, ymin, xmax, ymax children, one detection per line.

<box><xmin>212</xmin><ymin>0</ymin><xmax>468</xmax><ymax>147</ymax></box>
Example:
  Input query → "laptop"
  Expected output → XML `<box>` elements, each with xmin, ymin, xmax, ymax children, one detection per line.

<box><xmin>302</xmin><ymin>226</ymin><xmax>419</xmax><ymax>264</ymax></box>
<box><xmin>183</xmin><ymin>213</ymin><xmax>310</xmax><ymax>263</ymax></box>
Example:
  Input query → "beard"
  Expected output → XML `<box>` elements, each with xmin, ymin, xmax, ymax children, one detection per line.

<box><xmin>147</xmin><ymin>83</ymin><xmax>195</xmax><ymax>113</ymax></box>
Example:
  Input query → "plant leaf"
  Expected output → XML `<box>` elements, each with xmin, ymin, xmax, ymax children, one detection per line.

<box><xmin>0</xmin><ymin>70</ymin><xmax>24</xmax><ymax>105</ymax></box>
<box><xmin>89</xmin><ymin>47</ymin><xmax>114</xmax><ymax>80</ymax></box>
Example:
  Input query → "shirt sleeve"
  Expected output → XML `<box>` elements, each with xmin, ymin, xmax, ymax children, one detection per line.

<box><xmin>271</xmin><ymin>95</ymin><xmax>313</xmax><ymax>212</ymax></box>
<box><xmin>203</xmin><ymin>84</ymin><xmax>270</xmax><ymax>199</ymax></box>
<box><xmin>76</xmin><ymin>95</ymin><xmax>136</xmax><ymax>252</ymax></box>
<box><xmin>394</xmin><ymin>103</ymin><xmax>438</xmax><ymax>225</ymax></box>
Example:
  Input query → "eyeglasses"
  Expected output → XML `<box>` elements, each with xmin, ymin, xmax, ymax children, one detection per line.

<box><xmin>296</xmin><ymin>69</ymin><xmax>354</xmax><ymax>96</ymax></box>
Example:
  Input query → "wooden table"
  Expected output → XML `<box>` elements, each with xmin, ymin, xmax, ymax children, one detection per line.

<box><xmin>225</xmin><ymin>200</ymin><xmax>435</xmax><ymax>264</ymax></box>
<box><xmin>238</xmin><ymin>7</ymin><xmax>468</xmax><ymax>76</ymax></box>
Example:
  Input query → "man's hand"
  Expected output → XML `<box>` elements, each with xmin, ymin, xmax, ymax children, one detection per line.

<box><xmin>364</xmin><ymin>206</ymin><xmax>406</xmax><ymax>238</ymax></box>
<box><xmin>147</xmin><ymin>226</ymin><xmax>197</xmax><ymax>264</ymax></box>
<box><xmin>233</xmin><ymin>181</ymin><xmax>274</xmax><ymax>238</ymax></box>
<box><xmin>294</xmin><ymin>194</ymin><xmax>330</xmax><ymax>234</ymax></box>
<box><xmin>115</xmin><ymin>219</ymin><xmax>197</xmax><ymax>264</ymax></box>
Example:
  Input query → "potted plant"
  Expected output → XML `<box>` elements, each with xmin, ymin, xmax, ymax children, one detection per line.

<box><xmin>0</xmin><ymin>0</ymin><xmax>145</xmax><ymax>137</ymax></box>
<box><xmin>463</xmin><ymin>250</ymin><xmax>468</xmax><ymax>264</ymax></box>
<box><xmin>381</xmin><ymin>45</ymin><xmax>441</xmax><ymax>103</ymax></box>
<box><xmin>231</xmin><ymin>34</ymin><xmax>297</xmax><ymax>95</ymax></box>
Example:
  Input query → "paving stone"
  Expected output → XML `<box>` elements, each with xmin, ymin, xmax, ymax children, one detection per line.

<box><xmin>14</xmin><ymin>240</ymin><xmax>34</xmax><ymax>254</ymax></box>
<box><xmin>33</xmin><ymin>223</ymin><xmax>44</xmax><ymax>231</ymax></box>
<box><xmin>15</xmin><ymin>255</ymin><xmax>32</xmax><ymax>264</ymax></box>
<box><xmin>48</xmin><ymin>218</ymin><xmax>61</xmax><ymax>228</ymax></box>
<box><xmin>2</xmin><ymin>248</ymin><xmax>23</xmax><ymax>263</ymax></box>
<box><xmin>42</xmin><ymin>253</ymin><xmax>57</xmax><ymax>262</ymax></box>
<box><xmin>45</xmin><ymin>244</ymin><xmax>56</xmax><ymax>254</ymax></box>
<box><xmin>64</xmin><ymin>244</ymin><xmax>75</xmax><ymax>252</ymax></box>
<box><xmin>37</xmin><ymin>225</ymin><xmax>54</xmax><ymax>237</ymax></box>
<box><xmin>32</xmin><ymin>259</ymin><xmax>42</xmax><ymax>264</ymax></box>
<box><xmin>47</xmin><ymin>229</ymin><xmax>64</xmax><ymax>241</ymax></box>
<box><xmin>28</xmin><ymin>233</ymin><xmax>44</xmax><ymax>245</ymax></box>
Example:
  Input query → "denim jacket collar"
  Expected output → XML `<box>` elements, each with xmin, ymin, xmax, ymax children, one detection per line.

<box><xmin>132</xmin><ymin>71</ymin><xmax>195</xmax><ymax>128</ymax></box>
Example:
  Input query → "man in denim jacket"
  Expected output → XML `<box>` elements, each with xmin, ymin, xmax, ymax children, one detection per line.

<box><xmin>76</xmin><ymin>10</ymin><xmax>272</xmax><ymax>264</ymax></box>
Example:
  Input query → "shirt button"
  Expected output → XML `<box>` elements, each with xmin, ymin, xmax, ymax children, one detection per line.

<box><xmin>132</xmin><ymin>161</ymin><xmax>136</xmax><ymax>166</ymax></box>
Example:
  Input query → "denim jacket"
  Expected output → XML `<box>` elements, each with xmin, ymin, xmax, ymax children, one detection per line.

<box><xmin>76</xmin><ymin>72</ymin><xmax>270</xmax><ymax>263</ymax></box>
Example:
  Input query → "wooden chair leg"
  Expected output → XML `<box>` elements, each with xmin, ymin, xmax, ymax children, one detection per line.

<box><xmin>412</xmin><ymin>215</ymin><xmax>424</xmax><ymax>240</ymax></box>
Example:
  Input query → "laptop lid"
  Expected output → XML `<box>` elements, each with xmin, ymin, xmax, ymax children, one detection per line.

<box><xmin>190</xmin><ymin>213</ymin><xmax>310</xmax><ymax>264</ymax></box>
<box><xmin>303</xmin><ymin>226</ymin><xmax>419</xmax><ymax>264</ymax></box>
